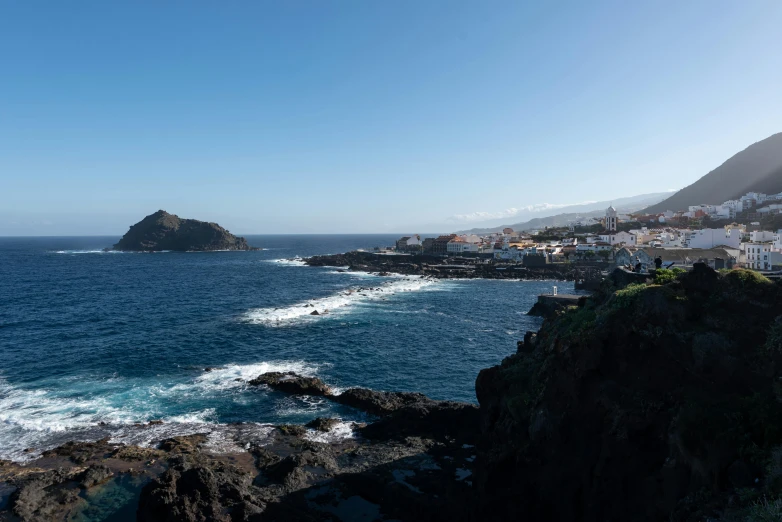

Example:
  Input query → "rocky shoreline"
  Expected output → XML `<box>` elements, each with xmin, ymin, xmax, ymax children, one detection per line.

<box><xmin>305</xmin><ymin>250</ymin><xmax>599</xmax><ymax>281</ymax></box>
<box><xmin>5</xmin><ymin>266</ymin><xmax>782</xmax><ymax>521</ymax></box>
<box><xmin>0</xmin><ymin>377</ymin><xmax>479</xmax><ymax>522</ymax></box>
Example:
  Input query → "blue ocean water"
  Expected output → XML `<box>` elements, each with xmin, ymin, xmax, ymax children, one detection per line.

<box><xmin>0</xmin><ymin>235</ymin><xmax>572</xmax><ymax>461</ymax></box>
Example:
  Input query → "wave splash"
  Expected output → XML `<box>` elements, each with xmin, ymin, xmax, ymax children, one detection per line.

<box><xmin>243</xmin><ymin>276</ymin><xmax>436</xmax><ymax>326</ymax></box>
<box><xmin>0</xmin><ymin>360</ymin><xmax>323</xmax><ymax>462</ymax></box>
<box><xmin>266</xmin><ymin>257</ymin><xmax>307</xmax><ymax>266</ymax></box>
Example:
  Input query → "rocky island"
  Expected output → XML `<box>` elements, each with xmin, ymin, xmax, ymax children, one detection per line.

<box><xmin>3</xmin><ymin>266</ymin><xmax>782</xmax><ymax>521</ymax></box>
<box><xmin>111</xmin><ymin>210</ymin><xmax>258</xmax><ymax>252</ymax></box>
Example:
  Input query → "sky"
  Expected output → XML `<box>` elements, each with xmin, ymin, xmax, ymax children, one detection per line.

<box><xmin>2</xmin><ymin>1</ymin><xmax>782</xmax><ymax>235</ymax></box>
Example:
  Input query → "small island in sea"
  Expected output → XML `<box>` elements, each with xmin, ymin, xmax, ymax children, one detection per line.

<box><xmin>110</xmin><ymin>210</ymin><xmax>258</xmax><ymax>252</ymax></box>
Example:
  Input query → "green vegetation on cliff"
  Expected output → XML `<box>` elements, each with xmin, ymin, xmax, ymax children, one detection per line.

<box><xmin>475</xmin><ymin>266</ymin><xmax>782</xmax><ymax>521</ymax></box>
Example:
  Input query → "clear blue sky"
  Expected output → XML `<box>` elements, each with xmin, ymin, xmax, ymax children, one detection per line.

<box><xmin>2</xmin><ymin>1</ymin><xmax>781</xmax><ymax>235</ymax></box>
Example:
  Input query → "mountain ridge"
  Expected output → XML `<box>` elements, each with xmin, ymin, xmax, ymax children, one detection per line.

<box><xmin>643</xmin><ymin>132</ymin><xmax>782</xmax><ymax>214</ymax></box>
<box><xmin>457</xmin><ymin>192</ymin><xmax>671</xmax><ymax>234</ymax></box>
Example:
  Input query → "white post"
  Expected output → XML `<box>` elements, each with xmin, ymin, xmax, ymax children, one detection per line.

<box><xmin>553</xmin><ymin>286</ymin><xmax>558</xmax><ymax>295</ymax></box>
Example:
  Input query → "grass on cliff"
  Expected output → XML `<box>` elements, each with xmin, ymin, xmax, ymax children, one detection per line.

<box><xmin>653</xmin><ymin>267</ymin><xmax>685</xmax><ymax>285</ymax></box>
<box><xmin>721</xmin><ymin>268</ymin><xmax>773</xmax><ymax>288</ymax></box>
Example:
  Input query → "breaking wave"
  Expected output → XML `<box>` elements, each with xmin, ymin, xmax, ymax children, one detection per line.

<box><xmin>0</xmin><ymin>360</ymin><xmax>325</xmax><ymax>462</ymax></box>
<box><xmin>266</xmin><ymin>257</ymin><xmax>307</xmax><ymax>266</ymax></box>
<box><xmin>243</xmin><ymin>276</ymin><xmax>436</xmax><ymax>326</ymax></box>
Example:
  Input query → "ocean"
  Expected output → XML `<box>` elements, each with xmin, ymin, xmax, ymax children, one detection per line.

<box><xmin>0</xmin><ymin>235</ymin><xmax>573</xmax><ymax>461</ymax></box>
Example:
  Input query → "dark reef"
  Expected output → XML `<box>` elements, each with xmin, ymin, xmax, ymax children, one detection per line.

<box><xmin>4</xmin><ymin>265</ymin><xmax>782</xmax><ymax>521</ymax></box>
<box><xmin>305</xmin><ymin>250</ymin><xmax>594</xmax><ymax>281</ymax></box>
<box><xmin>111</xmin><ymin>210</ymin><xmax>257</xmax><ymax>252</ymax></box>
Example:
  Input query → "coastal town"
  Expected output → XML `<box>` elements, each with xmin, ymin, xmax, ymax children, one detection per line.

<box><xmin>384</xmin><ymin>190</ymin><xmax>782</xmax><ymax>273</ymax></box>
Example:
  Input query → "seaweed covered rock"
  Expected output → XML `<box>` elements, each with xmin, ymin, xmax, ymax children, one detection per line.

<box><xmin>474</xmin><ymin>267</ymin><xmax>782</xmax><ymax>521</ymax></box>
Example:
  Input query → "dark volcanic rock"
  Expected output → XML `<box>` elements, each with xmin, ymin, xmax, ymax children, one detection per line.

<box><xmin>248</xmin><ymin>371</ymin><xmax>332</xmax><ymax>396</ymax></box>
<box><xmin>111</xmin><ymin>210</ymin><xmax>257</xmax><ymax>252</ymax></box>
<box><xmin>473</xmin><ymin>268</ymin><xmax>782</xmax><ymax>521</ymax></box>
<box><xmin>276</xmin><ymin>424</ymin><xmax>308</xmax><ymax>437</ymax></box>
<box><xmin>9</xmin><ymin>470</ymin><xmax>78</xmax><ymax>521</ymax></box>
<box><xmin>333</xmin><ymin>388</ymin><xmax>430</xmax><ymax>415</ymax></box>
<box><xmin>361</xmin><ymin>401</ymin><xmax>480</xmax><ymax>443</ymax></box>
<box><xmin>78</xmin><ymin>464</ymin><xmax>113</xmax><ymax>488</ymax></box>
<box><xmin>137</xmin><ymin>454</ymin><xmax>264</xmax><ymax>522</ymax></box>
<box><xmin>305</xmin><ymin>417</ymin><xmax>340</xmax><ymax>432</ymax></box>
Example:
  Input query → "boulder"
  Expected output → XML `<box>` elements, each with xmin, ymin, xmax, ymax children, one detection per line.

<box><xmin>333</xmin><ymin>388</ymin><xmax>430</xmax><ymax>416</ymax></box>
<box><xmin>305</xmin><ymin>417</ymin><xmax>340</xmax><ymax>432</ymax></box>
<box><xmin>79</xmin><ymin>465</ymin><xmax>113</xmax><ymax>489</ymax></box>
<box><xmin>360</xmin><ymin>401</ymin><xmax>480</xmax><ymax>443</ymax></box>
<box><xmin>277</xmin><ymin>424</ymin><xmax>307</xmax><ymax>437</ymax></box>
<box><xmin>248</xmin><ymin>372</ymin><xmax>332</xmax><ymax>396</ymax></box>
<box><xmin>137</xmin><ymin>455</ymin><xmax>264</xmax><ymax>522</ymax></box>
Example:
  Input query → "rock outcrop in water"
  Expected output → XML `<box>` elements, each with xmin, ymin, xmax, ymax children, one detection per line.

<box><xmin>111</xmin><ymin>210</ymin><xmax>257</xmax><ymax>252</ymax></box>
<box><xmin>248</xmin><ymin>371</ymin><xmax>333</xmax><ymax>396</ymax></box>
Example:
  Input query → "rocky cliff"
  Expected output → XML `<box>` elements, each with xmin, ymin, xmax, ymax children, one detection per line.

<box><xmin>112</xmin><ymin>210</ymin><xmax>256</xmax><ymax>251</ymax></box>
<box><xmin>474</xmin><ymin>266</ymin><xmax>782</xmax><ymax>521</ymax></box>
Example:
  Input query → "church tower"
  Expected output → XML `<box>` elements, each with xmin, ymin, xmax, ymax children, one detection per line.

<box><xmin>605</xmin><ymin>205</ymin><xmax>617</xmax><ymax>232</ymax></box>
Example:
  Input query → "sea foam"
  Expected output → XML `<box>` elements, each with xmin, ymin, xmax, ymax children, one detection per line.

<box><xmin>266</xmin><ymin>257</ymin><xmax>307</xmax><ymax>266</ymax></box>
<box><xmin>243</xmin><ymin>276</ymin><xmax>436</xmax><ymax>326</ymax></box>
<box><xmin>0</xmin><ymin>360</ymin><xmax>324</xmax><ymax>462</ymax></box>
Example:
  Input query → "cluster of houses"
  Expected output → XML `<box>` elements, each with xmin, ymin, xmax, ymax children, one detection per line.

<box><xmin>634</xmin><ymin>191</ymin><xmax>782</xmax><ymax>224</ymax></box>
<box><xmin>391</xmin><ymin>190</ymin><xmax>782</xmax><ymax>272</ymax></box>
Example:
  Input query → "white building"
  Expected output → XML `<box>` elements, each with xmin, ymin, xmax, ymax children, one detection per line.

<box><xmin>750</xmin><ymin>230</ymin><xmax>776</xmax><ymax>243</ymax></box>
<box><xmin>757</xmin><ymin>204</ymin><xmax>782</xmax><ymax>216</ymax></box>
<box><xmin>599</xmin><ymin>231</ymin><xmax>636</xmax><ymax>246</ymax></box>
<box><xmin>687</xmin><ymin>228</ymin><xmax>741</xmax><ymax>249</ymax></box>
<box><xmin>710</xmin><ymin>205</ymin><xmax>732</xmax><ymax>220</ymax></box>
<box><xmin>494</xmin><ymin>246</ymin><xmax>524</xmax><ymax>261</ymax></box>
<box><xmin>447</xmin><ymin>238</ymin><xmax>479</xmax><ymax>254</ymax></box>
<box><xmin>773</xmin><ymin>231</ymin><xmax>782</xmax><ymax>252</ymax></box>
<box><xmin>721</xmin><ymin>200</ymin><xmax>743</xmax><ymax>218</ymax></box>
<box><xmin>744</xmin><ymin>242</ymin><xmax>772</xmax><ymax>270</ymax></box>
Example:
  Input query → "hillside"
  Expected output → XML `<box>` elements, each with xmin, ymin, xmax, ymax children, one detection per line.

<box><xmin>460</xmin><ymin>192</ymin><xmax>670</xmax><ymax>234</ymax></box>
<box><xmin>112</xmin><ymin>210</ymin><xmax>256</xmax><ymax>251</ymax></box>
<box><xmin>644</xmin><ymin>132</ymin><xmax>782</xmax><ymax>214</ymax></box>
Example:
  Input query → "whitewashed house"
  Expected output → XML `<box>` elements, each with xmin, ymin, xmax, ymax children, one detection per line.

<box><xmin>447</xmin><ymin>237</ymin><xmax>479</xmax><ymax>254</ymax></box>
<box><xmin>599</xmin><ymin>231</ymin><xmax>636</xmax><ymax>246</ymax></box>
<box><xmin>750</xmin><ymin>230</ymin><xmax>776</xmax><ymax>242</ymax></box>
<box><xmin>744</xmin><ymin>242</ymin><xmax>772</xmax><ymax>270</ymax></box>
<box><xmin>687</xmin><ymin>228</ymin><xmax>741</xmax><ymax>249</ymax></box>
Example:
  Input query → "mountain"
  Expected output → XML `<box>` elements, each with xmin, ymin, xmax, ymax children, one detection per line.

<box><xmin>643</xmin><ymin>132</ymin><xmax>782</xmax><ymax>214</ymax></box>
<box><xmin>112</xmin><ymin>210</ymin><xmax>257</xmax><ymax>251</ymax></box>
<box><xmin>458</xmin><ymin>192</ymin><xmax>671</xmax><ymax>234</ymax></box>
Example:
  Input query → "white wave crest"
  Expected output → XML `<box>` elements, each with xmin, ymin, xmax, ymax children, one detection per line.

<box><xmin>304</xmin><ymin>420</ymin><xmax>356</xmax><ymax>443</ymax></box>
<box><xmin>266</xmin><ymin>257</ymin><xmax>307</xmax><ymax>266</ymax></box>
<box><xmin>54</xmin><ymin>250</ymin><xmax>124</xmax><ymax>254</ymax></box>
<box><xmin>177</xmin><ymin>361</ymin><xmax>321</xmax><ymax>394</ymax></box>
<box><xmin>0</xmin><ymin>360</ymin><xmax>321</xmax><ymax>461</ymax></box>
<box><xmin>243</xmin><ymin>277</ymin><xmax>436</xmax><ymax>326</ymax></box>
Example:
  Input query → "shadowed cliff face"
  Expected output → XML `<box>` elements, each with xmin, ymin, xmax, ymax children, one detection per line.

<box><xmin>474</xmin><ymin>266</ymin><xmax>782</xmax><ymax>521</ymax></box>
<box><xmin>112</xmin><ymin>210</ymin><xmax>255</xmax><ymax>251</ymax></box>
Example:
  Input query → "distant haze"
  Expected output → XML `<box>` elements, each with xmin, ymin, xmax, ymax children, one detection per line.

<box><xmin>2</xmin><ymin>3</ymin><xmax>782</xmax><ymax>234</ymax></box>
